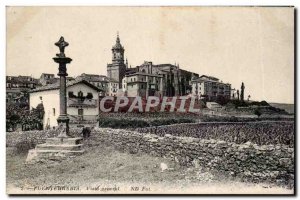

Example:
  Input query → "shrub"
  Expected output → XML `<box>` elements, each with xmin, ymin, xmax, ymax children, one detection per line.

<box><xmin>98</xmin><ymin>118</ymin><xmax>150</xmax><ymax>129</ymax></box>
<box><xmin>254</xmin><ymin>109</ymin><xmax>262</xmax><ymax>117</ymax></box>
<box><xmin>228</xmin><ymin>100</ymin><xmax>248</xmax><ymax>108</ymax></box>
<box><xmin>98</xmin><ymin>117</ymin><xmax>195</xmax><ymax>129</ymax></box>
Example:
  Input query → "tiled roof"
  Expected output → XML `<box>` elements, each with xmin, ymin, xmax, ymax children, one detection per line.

<box><xmin>30</xmin><ymin>79</ymin><xmax>103</xmax><ymax>93</ymax></box>
<box><xmin>6</xmin><ymin>76</ymin><xmax>38</xmax><ymax>84</ymax></box>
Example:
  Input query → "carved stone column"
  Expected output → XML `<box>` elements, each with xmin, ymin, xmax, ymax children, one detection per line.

<box><xmin>53</xmin><ymin>37</ymin><xmax>72</xmax><ymax>138</ymax></box>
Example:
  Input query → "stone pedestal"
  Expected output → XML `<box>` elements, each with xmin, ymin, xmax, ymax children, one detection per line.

<box><xmin>26</xmin><ymin>137</ymin><xmax>84</xmax><ymax>163</ymax></box>
<box><xmin>57</xmin><ymin>115</ymin><xmax>70</xmax><ymax>137</ymax></box>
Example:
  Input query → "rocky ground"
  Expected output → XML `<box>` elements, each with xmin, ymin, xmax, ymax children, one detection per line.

<box><xmin>6</xmin><ymin>140</ymin><xmax>293</xmax><ymax>194</ymax></box>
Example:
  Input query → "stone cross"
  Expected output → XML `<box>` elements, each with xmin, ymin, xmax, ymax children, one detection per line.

<box><xmin>55</xmin><ymin>36</ymin><xmax>69</xmax><ymax>58</ymax></box>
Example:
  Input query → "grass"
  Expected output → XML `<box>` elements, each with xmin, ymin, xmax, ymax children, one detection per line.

<box><xmin>6</xmin><ymin>139</ymin><xmax>293</xmax><ymax>194</ymax></box>
<box><xmin>6</xmin><ymin>141</ymin><xmax>185</xmax><ymax>189</ymax></box>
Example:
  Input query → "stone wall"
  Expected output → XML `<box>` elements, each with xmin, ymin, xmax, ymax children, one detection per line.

<box><xmin>135</xmin><ymin>122</ymin><xmax>294</xmax><ymax>147</ymax></box>
<box><xmin>6</xmin><ymin>129</ymin><xmax>82</xmax><ymax>147</ymax></box>
<box><xmin>6</xmin><ymin>127</ymin><xmax>294</xmax><ymax>186</ymax></box>
<box><xmin>91</xmin><ymin>128</ymin><xmax>294</xmax><ymax>186</ymax></box>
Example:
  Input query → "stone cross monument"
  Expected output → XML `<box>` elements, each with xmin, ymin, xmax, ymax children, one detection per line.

<box><xmin>26</xmin><ymin>37</ymin><xmax>84</xmax><ymax>163</ymax></box>
<box><xmin>53</xmin><ymin>36</ymin><xmax>72</xmax><ymax>138</ymax></box>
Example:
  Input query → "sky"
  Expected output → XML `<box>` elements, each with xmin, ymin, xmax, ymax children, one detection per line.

<box><xmin>6</xmin><ymin>6</ymin><xmax>294</xmax><ymax>104</ymax></box>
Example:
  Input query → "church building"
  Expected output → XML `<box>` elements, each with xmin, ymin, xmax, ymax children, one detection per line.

<box><xmin>106</xmin><ymin>34</ymin><xmax>199</xmax><ymax>98</ymax></box>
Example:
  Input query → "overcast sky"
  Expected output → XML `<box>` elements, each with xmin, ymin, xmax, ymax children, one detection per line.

<box><xmin>6</xmin><ymin>6</ymin><xmax>294</xmax><ymax>104</ymax></box>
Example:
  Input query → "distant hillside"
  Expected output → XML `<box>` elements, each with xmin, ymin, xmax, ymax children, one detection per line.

<box><xmin>269</xmin><ymin>103</ymin><xmax>294</xmax><ymax>114</ymax></box>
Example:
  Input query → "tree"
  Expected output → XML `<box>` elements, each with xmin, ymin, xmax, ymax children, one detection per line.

<box><xmin>240</xmin><ymin>82</ymin><xmax>245</xmax><ymax>102</ymax></box>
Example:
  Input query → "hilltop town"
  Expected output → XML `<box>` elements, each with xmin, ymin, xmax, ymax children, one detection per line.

<box><xmin>6</xmin><ymin>34</ymin><xmax>291</xmax><ymax>132</ymax></box>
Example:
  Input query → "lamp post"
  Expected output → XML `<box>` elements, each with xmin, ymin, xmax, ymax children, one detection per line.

<box><xmin>53</xmin><ymin>36</ymin><xmax>72</xmax><ymax>138</ymax></box>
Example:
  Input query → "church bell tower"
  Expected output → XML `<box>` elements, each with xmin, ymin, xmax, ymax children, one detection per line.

<box><xmin>107</xmin><ymin>33</ymin><xmax>126</xmax><ymax>89</ymax></box>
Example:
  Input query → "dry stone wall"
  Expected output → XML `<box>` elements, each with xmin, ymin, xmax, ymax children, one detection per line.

<box><xmin>6</xmin><ymin>127</ymin><xmax>294</xmax><ymax>186</ymax></box>
<box><xmin>135</xmin><ymin>122</ymin><xmax>294</xmax><ymax>147</ymax></box>
<box><xmin>6</xmin><ymin>129</ymin><xmax>82</xmax><ymax>147</ymax></box>
<box><xmin>92</xmin><ymin>128</ymin><xmax>294</xmax><ymax>186</ymax></box>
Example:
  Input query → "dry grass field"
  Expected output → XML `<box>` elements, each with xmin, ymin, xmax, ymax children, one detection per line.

<box><xmin>6</xmin><ymin>140</ymin><xmax>293</xmax><ymax>194</ymax></box>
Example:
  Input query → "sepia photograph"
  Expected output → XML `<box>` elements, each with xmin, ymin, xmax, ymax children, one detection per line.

<box><xmin>5</xmin><ymin>6</ymin><xmax>295</xmax><ymax>195</ymax></box>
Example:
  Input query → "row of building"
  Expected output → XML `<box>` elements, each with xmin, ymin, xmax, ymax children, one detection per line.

<box><xmin>7</xmin><ymin>34</ymin><xmax>238</xmax><ymax>129</ymax></box>
<box><xmin>6</xmin><ymin>34</ymin><xmax>236</xmax><ymax>103</ymax></box>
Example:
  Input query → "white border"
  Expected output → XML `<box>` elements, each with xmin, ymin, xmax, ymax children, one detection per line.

<box><xmin>0</xmin><ymin>1</ymin><xmax>298</xmax><ymax>199</ymax></box>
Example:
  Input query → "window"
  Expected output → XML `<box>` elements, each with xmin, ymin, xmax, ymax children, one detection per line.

<box><xmin>87</xmin><ymin>93</ymin><xmax>93</xmax><ymax>99</ymax></box>
<box><xmin>78</xmin><ymin>108</ymin><xmax>84</xmax><ymax>116</ymax></box>
<box><xmin>78</xmin><ymin>91</ymin><xmax>83</xmax><ymax>98</ymax></box>
<box><xmin>68</xmin><ymin>91</ymin><xmax>74</xmax><ymax>97</ymax></box>
<box><xmin>53</xmin><ymin>108</ymin><xmax>55</xmax><ymax>116</ymax></box>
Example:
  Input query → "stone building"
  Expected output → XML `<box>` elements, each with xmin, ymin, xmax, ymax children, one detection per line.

<box><xmin>39</xmin><ymin>73</ymin><xmax>57</xmax><ymax>86</ymax></box>
<box><xmin>78</xmin><ymin>73</ymin><xmax>119</xmax><ymax>96</ymax></box>
<box><xmin>231</xmin><ymin>88</ymin><xmax>238</xmax><ymax>100</ymax></box>
<box><xmin>78</xmin><ymin>73</ymin><xmax>109</xmax><ymax>95</ymax></box>
<box><xmin>122</xmin><ymin>72</ymin><xmax>164</xmax><ymax>97</ymax></box>
<box><xmin>108</xmin><ymin>79</ymin><xmax>119</xmax><ymax>96</ymax></box>
<box><xmin>107</xmin><ymin>34</ymin><xmax>199</xmax><ymax>98</ymax></box>
<box><xmin>132</xmin><ymin>62</ymin><xmax>199</xmax><ymax>97</ymax></box>
<box><xmin>39</xmin><ymin>73</ymin><xmax>74</xmax><ymax>86</ymax></box>
<box><xmin>191</xmin><ymin>75</ymin><xmax>231</xmax><ymax>101</ymax></box>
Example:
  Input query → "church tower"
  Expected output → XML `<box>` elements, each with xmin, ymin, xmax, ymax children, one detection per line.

<box><xmin>107</xmin><ymin>33</ymin><xmax>126</xmax><ymax>89</ymax></box>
